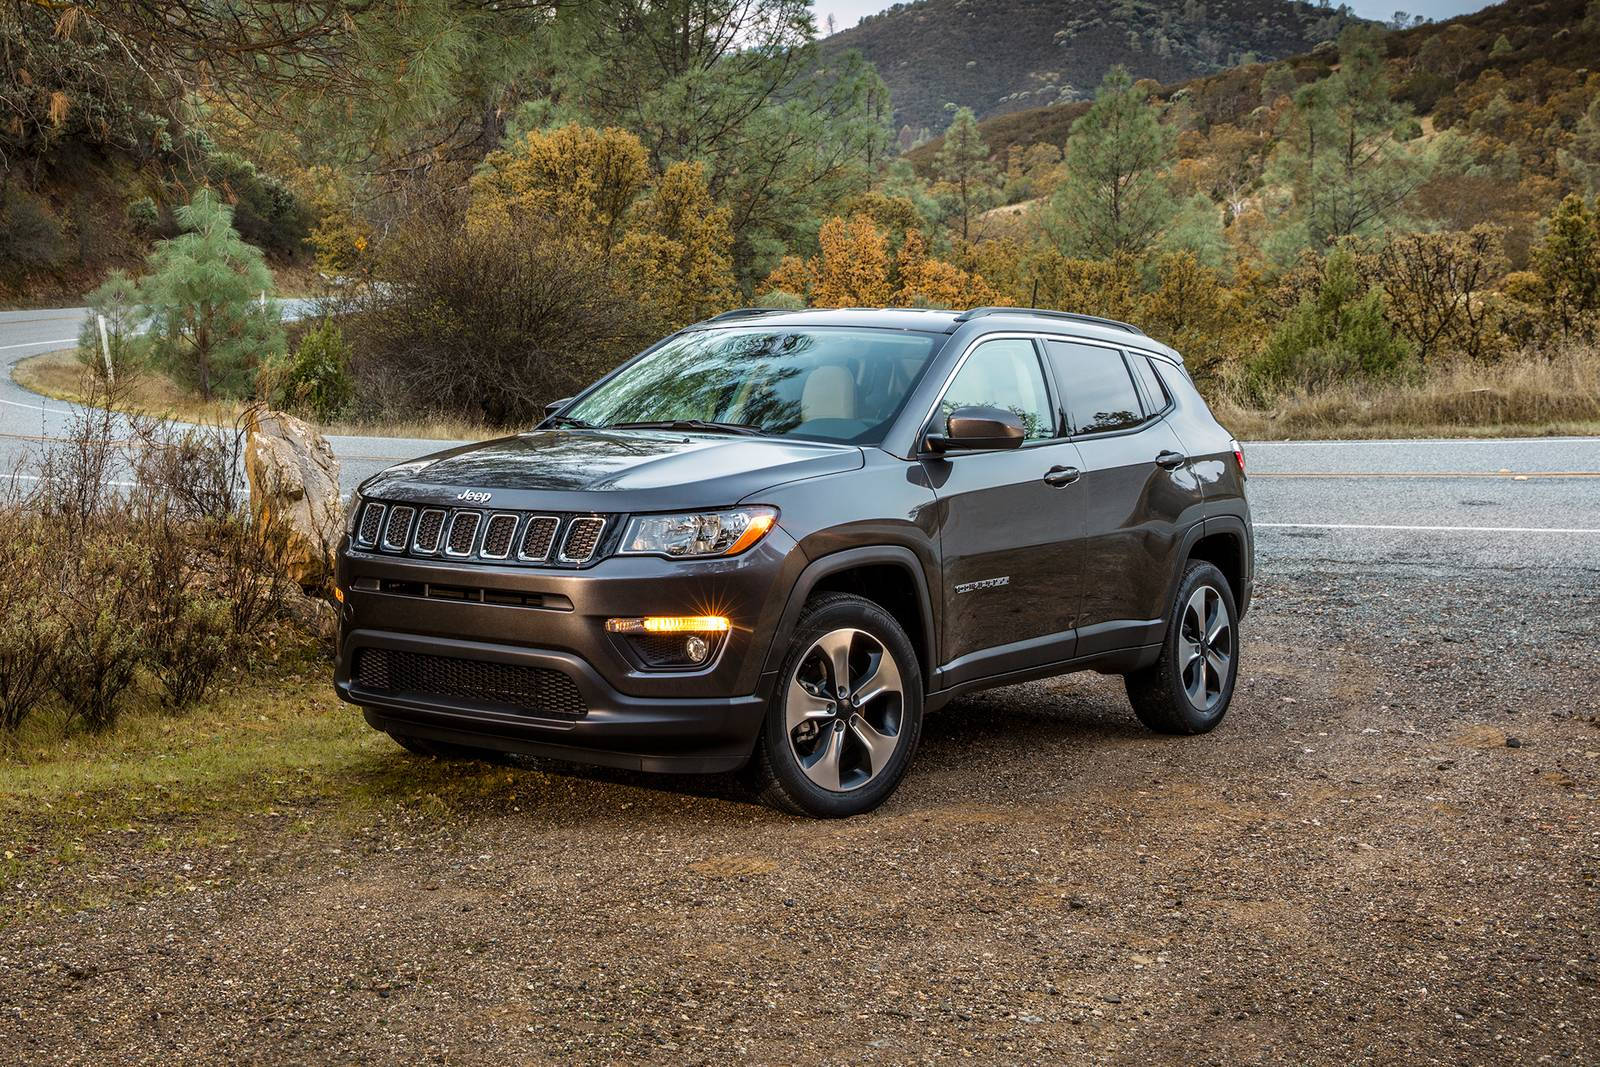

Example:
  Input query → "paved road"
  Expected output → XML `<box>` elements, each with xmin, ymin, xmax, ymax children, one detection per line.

<box><xmin>3</xmin><ymin>307</ymin><xmax>1597</xmax><ymax>573</ymax></box>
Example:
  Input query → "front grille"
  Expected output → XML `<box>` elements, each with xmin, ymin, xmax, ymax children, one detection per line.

<box><xmin>382</xmin><ymin>506</ymin><xmax>415</xmax><ymax>551</ymax></box>
<box><xmin>445</xmin><ymin>511</ymin><xmax>481</xmax><ymax>556</ymax></box>
<box><xmin>413</xmin><ymin>509</ymin><xmax>446</xmax><ymax>554</ymax></box>
<box><xmin>481</xmin><ymin>514</ymin><xmax>518</xmax><ymax>559</ymax></box>
<box><xmin>518</xmin><ymin>516</ymin><xmax>560</xmax><ymax>561</ymax></box>
<box><xmin>561</xmin><ymin>517</ymin><xmax>606</xmax><ymax>562</ymax></box>
<box><xmin>351</xmin><ymin>503</ymin><xmax>611</xmax><ymax>568</ymax></box>
<box><xmin>357</xmin><ymin>503</ymin><xmax>385</xmax><ymax>545</ymax></box>
<box><xmin>354</xmin><ymin>648</ymin><xmax>587</xmax><ymax>718</ymax></box>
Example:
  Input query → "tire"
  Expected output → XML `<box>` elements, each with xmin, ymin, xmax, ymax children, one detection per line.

<box><xmin>1125</xmin><ymin>560</ymin><xmax>1239</xmax><ymax>735</ymax></box>
<box><xmin>386</xmin><ymin>730</ymin><xmax>508</xmax><ymax>763</ymax></box>
<box><xmin>750</xmin><ymin>593</ymin><xmax>924</xmax><ymax>818</ymax></box>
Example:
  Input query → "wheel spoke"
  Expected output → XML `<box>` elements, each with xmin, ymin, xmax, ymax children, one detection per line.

<box><xmin>816</xmin><ymin>629</ymin><xmax>855</xmax><ymax>693</ymax></box>
<box><xmin>1205</xmin><ymin>649</ymin><xmax>1228</xmax><ymax>694</ymax></box>
<box><xmin>1177</xmin><ymin>630</ymin><xmax>1201</xmax><ymax>671</ymax></box>
<box><xmin>848</xmin><ymin>715</ymin><xmax>898</xmax><ymax>774</ymax></box>
<box><xmin>852</xmin><ymin>646</ymin><xmax>903</xmax><ymax>706</ymax></box>
<box><xmin>1184</xmin><ymin>662</ymin><xmax>1207</xmax><ymax>704</ymax></box>
<box><xmin>802</xmin><ymin>724</ymin><xmax>846</xmax><ymax>791</ymax></box>
<box><xmin>785</xmin><ymin>682</ymin><xmax>834</xmax><ymax>733</ymax></box>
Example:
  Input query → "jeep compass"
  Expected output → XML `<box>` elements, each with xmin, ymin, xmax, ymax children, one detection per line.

<box><xmin>335</xmin><ymin>307</ymin><xmax>1252</xmax><ymax>817</ymax></box>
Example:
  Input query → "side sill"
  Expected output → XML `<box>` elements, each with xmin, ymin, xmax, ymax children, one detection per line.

<box><xmin>925</xmin><ymin>643</ymin><xmax>1162</xmax><ymax>713</ymax></box>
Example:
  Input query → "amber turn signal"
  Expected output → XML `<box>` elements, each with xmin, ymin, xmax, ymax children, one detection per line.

<box><xmin>605</xmin><ymin>615</ymin><xmax>730</xmax><ymax>634</ymax></box>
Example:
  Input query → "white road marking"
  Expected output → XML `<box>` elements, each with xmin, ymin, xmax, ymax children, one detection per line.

<box><xmin>4</xmin><ymin>473</ymin><xmax>141</xmax><ymax>489</ymax></box>
<box><xmin>1256</xmin><ymin>522</ymin><xmax>1600</xmax><ymax>534</ymax></box>
<box><xmin>0</xmin><ymin>336</ymin><xmax>75</xmax><ymax>351</ymax></box>
<box><xmin>1248</xmin><ymin>437</ymin><xmax>1600</xmax><ymax>447</ymax></box>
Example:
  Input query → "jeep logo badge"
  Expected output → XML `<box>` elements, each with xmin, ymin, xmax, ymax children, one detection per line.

<box><xmin>456</xmin><ymin>489</ymin><xmax>492</xmax><ymax>504</ymax></box>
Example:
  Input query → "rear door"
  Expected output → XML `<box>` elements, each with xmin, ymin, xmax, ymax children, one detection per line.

<box><xmin>1042</xmin><ymin>339</ymin><xmax>1199</xmax><ymax>656</ymax></box>
<box><xmin>924</xmin><ymin>337</ymin><xmax>1087</xmax><ymax>684</ymax></box>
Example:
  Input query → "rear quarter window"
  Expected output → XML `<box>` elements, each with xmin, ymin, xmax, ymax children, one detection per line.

<box><xmin>1129</xmin><ymin>354</ymin><xmax>1171</xmax><ymax>414</ymax></box>
<box><xmin>1043</xmin><ymin>340</ymin><xmax>1144</xmax><ymax>435</ymax></box>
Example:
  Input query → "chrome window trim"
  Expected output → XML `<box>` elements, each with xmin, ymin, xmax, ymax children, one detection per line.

<box><xmin>479</xmin><ymin>512</ymin><xmax>521</xmax><ymax>560</ymax></box>
<box><xmin>516</xmin><ymin>515</ymin><xmax>561</xmax><ymax>563</ymax></box>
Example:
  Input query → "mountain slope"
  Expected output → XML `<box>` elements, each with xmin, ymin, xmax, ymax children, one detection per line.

<box><xmin>820</xmin><ymin>0</ymin><xmax>1367</xmax><ymax>134</ymax></box>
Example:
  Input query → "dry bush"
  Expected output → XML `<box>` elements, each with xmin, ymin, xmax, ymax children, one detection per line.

<box><xmin>50</xmin><ymin>531</ymin><xmax>150</xmax><ymax>732</ymax></box>
<box><xmin>344</xmin><ymin>209</ymin><xmax>665</xmax><ymax>425</ymax></box>
<box><xmin>0</xmin><ymin>508</ymin><xmax>57</xmax><ymax>734</ymax></box>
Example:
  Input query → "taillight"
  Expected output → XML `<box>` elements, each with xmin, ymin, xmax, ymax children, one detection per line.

<box><xmin>1230</xmin><ymin>438</ymin><xmax>1245</xmax><ymax>478</ymax></box>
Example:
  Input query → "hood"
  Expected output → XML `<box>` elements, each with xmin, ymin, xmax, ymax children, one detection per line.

<box><xmin>359</xmin><ymin>428</ymin><xmax>864</xmax><ymax>512</ymax></box>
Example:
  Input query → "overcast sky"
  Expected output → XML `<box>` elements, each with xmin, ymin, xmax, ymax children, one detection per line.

<box><xmin>812</xmin><ymin>0</ymin><xmax>1497</xmax><ymax>35</ymax></box>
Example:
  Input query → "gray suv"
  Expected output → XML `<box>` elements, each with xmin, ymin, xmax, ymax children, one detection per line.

<box><xmin>335</xmin><ymin>307</ymin><xmax>1252</xmax><ymax>817</ymax></box>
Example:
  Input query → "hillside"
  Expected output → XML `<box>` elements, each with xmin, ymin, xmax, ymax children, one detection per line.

<box><xmin>820</xmin><ymin>0</ymin><xmax>1367</xmax><ymax>135</ymax></box>
<box><xmin>906</xmin><ymin>0</ymin><xmax>1599</xmax><ymax>170</ymax></box>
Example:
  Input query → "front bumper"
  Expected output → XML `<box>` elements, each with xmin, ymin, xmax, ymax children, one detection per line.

<box><xmin>333</xmin><ymin>528</ymin><xmax>805</xmax><ymax>772</ymax></box>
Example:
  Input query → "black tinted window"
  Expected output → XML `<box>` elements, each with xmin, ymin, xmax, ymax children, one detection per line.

<box><xmin>1129</xmin><ymin>354</ymin><xmax>1170</xmax><ymax>414</ymax></box>
<box><xmin>1044</xmin><ymin>341</ymin><xmax>1144</xmax><ymax>435</ymax></box>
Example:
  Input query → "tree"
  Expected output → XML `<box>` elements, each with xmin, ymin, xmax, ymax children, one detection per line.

<box><xmin>1527</xmin><ymin>194</ymin><xmax>1600</xmax><ymax>336</ymax></box>
<box><xmin>934</xmin><ymin>107</ymin><xmax>998</xmax><ymax>242</ymax></box>
<box><xmin>1376</xmin><ymin>227</ymin><xmax>1507</xmax><ymax>362</ymax></box>
<box><xmin>1558</xmin><ymin>96</ymin><xmax>1600</xmax><ymax>198</ymax></box>
<box><xmin>541</xmin><ymin>0</ymin><xmax>891</xmax><ymax>284</ymax></box>
<box><xmin>893</xmin><ymin>230</ymin><xmax>1000</xmax><ymax>308</ymax></box>
<box><xmin>137</xmin><ymin>191</ymin><xmax>283</xmax><ymax>401</ymax></box>
<box><xmin>812</xmin><ymin>215</ymin><xmax>893</xmax><ymax>307</ymax></box>
<box><xmin>1045</xmin><ymin>67</ymin><xmax>1178</xmax><ymax>258</ymax></box>
<box><xmin>616</xmin><ymin>162</ymin><xmax>740</xmax><ymax>325</ymax></box>
<box><xmin>1265</xmin><ymin>27</ymin><xmax>1425</xmax><ymax>259</ymax></box>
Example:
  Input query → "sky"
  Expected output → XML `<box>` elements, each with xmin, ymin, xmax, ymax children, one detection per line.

<box><xmin>812</xmin><ymin>0</ymin><xmax>1498</xmax><ymax>36</ymax></box>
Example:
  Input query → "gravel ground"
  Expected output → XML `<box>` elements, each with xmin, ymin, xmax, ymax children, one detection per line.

<box><xmin>2</xmin><ymin>552</ymin><xmax>1597</xmax><ymax>1065</ymax></box>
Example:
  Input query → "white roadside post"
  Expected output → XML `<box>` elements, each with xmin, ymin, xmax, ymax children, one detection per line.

<box><xmin>96</xmin><ymin>313</ymin><xmax>115</xmax><ymax>385</ymax></box>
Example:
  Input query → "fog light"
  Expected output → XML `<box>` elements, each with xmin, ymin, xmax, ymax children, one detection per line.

<box><xmin>605</xmin><ymin>616</ymin><xmax>730</xmax><ymax>634</ymax></box>
<box><xmin>685</xmin><ymin>634</ymin><xmax>711</xmax><ymax>663</ymax></box>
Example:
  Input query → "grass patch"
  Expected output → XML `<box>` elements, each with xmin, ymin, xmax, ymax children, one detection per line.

<box><xmin>1214</xmin><ymin>346</ymin><xmax>1600</xmax><ymax>440</ymax></box>
<box><xmin>13</xmin><ymin>348</ymin><xmax>494</xmax><ymax>442</ymax></box>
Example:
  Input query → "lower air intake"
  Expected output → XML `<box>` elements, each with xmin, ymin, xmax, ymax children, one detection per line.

<box><xmin>353</xmin><ymin>648</ymin><xmax>587</xmax><ymax>719</ymax></box>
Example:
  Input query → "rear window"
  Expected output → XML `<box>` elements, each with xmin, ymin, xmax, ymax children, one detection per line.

<box><xmin>1129</xmin><ymin>354</ymin><xmax>1170</xmax><ymax>414</ymax></box>
<box><xmin>1044</xmin><ymin>340</ymin><xmax>1144</xmax><ymax>435</ymax></box>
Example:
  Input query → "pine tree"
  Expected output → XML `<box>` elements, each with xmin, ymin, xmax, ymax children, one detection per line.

<box><xmin>934</xmin><ymin>107</ymin><xmax>998</xmax><ymax>243</ymax></box>
<box><xmin>1046</xmin><ymin>67</ymin><xmax>1178</xmax><ymax>258</ymax></box>
<box><xmin>137</xmin><ymin>191</ymin><xmax>283</xmax><ymax>401</ymax></box>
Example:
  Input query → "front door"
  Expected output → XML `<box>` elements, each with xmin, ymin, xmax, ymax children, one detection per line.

<box><xmin>924</xmin><ymin>337</ymin><xmax>1087</xmax><ymax>686</ymax></box>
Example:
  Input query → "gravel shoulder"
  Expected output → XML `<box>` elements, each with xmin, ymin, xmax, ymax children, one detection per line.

<box><xmin>2</xmin><ymin>556</ymin><xmax>1597</xmax><ymax>1065</ymax></box>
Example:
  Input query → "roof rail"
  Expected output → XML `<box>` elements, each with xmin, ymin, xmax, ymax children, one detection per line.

<box><xmin>954</xmin><ymin>306</ymin><xmax>1146</xmax><ymax>336</ymax></box>
<box><xmin>700</xmin><ymin>307</ymin><xmax>794</xmax><ymax>324</ymax></box>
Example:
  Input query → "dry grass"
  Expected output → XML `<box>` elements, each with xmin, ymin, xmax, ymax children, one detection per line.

<box><xmin>1212</xmin><ymin>344</ymin><xmax>1600</xmax><ymax>440</ymax></box>
<box><xmin>14</xmin><ymin>349</ymin><xmax>493</xmax><ymax>442</ymax></box>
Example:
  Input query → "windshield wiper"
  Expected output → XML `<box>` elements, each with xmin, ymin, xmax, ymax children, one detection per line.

<box><xmin>605</xmin><ymin>419</ymin><xmax>768</xmax><ymax>436</ymax></box>
<box><xmin>544</xmin><ymin>414</ymin><xmax>597</xmax><ymax>429</ymax></box>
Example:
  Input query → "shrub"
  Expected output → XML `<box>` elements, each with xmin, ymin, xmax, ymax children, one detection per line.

<box><xmin>126</xmin><ymin>196</ymin><xmax>161</xmax><ymax>237</ymax></box>
<box><xmin>51</xmin><ymin>530</ymin><xmax>150</xmax><ymax>732</ymax></box>
<box><xmin>76</xmin><ymin>270</ymin><xmax>145</xmax><ymax>384</ymax></box>
<box><xmin>0</xmin><ymin>512</ymin><xmax>56</xmax><ymax>734</ymax></box>
<box><xmin>1243</xmin><ymin>249</ymin><xmax>1416</xmax><ymax>399</ymax></box>
<box><xmin>348</xmin><ymin>211</ymin><xmax>664</xmax><ymax>424</ymax></box>
<box><xmin>0</xmin><ymin>190</ymin><xmax>66</xmax><ymax>271</ymax></box>
<box><xmin>264</xmin><ymin>321</ymin><xmax>354</xmax><ymax>423</ymax></box>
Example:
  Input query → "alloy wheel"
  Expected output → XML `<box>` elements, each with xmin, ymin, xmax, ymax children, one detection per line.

<box><xmin>1178</xmin><ymin>585</ymin><xmax>1232</xmax><ymax>713</ymax></box>
<box><xmin>784</xmin><ymin>627</ymin><xmax>906</xmax><ymax>792</ymax></box>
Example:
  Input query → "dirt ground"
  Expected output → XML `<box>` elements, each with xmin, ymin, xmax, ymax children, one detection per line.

<box><xmin>2</xmin><ymin>561</ymin><xmax>1597</xmax><ymax>1065</ymax></box>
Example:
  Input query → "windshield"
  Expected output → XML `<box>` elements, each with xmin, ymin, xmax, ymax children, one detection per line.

<box><xmin>563</xmin><ymin>327</ymin><xmax>943</xmax><ymax>444</ymax></box>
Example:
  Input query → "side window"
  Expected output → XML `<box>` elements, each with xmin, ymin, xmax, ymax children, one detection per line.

<box><xmin>938</xmin><ymin>338</ymin><xmax>1053</xmax><ymax>440</ymax></box>
<box><xmin>1128</xmin><ymin>354</ymin><xmax>1170</xmax><ymax>415</ymax></box>
<box><xmin>1044</xmin><ymin>340</ymin><xmax>1145</xmax><ymax>435</ymax></box>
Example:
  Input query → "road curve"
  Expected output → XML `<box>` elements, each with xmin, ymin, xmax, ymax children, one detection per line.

<box><xmin>3</xmin><ymin>307</ymin><xmax>1597</xmax><ymax>573</ymax></box>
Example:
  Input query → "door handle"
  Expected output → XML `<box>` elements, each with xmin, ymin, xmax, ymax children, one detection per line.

<box><xmin>1043</xmin><ymin>464</ymin><xmax>1080</xmax><ymax>487</ymax></box>
<box><xmin>1155</xmin><ymin>450</ymin><xmax>1187</xmax><ymax>470</ymax></box>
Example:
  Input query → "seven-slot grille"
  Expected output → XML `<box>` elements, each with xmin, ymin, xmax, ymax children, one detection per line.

<box><xmin>353</xmin><ymin>648</ymin><xmax>587</xmax><ymax>718</ymax></box>
<box><xmin>353</xmin><ymin>502</ymin><xmax>613</xmax><ymax>567</ymax></box>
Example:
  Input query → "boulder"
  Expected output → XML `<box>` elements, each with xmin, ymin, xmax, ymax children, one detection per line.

<box><xmin>245</xmin><ymin>409</ymin><xmax>342</xmax><ymax>589</ymax></box>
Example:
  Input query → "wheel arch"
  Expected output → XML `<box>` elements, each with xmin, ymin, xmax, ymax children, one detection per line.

<box><xmin>760</xmin><ymin>546</ymin><xmax>936</xmax><ymax>691</ymax></box>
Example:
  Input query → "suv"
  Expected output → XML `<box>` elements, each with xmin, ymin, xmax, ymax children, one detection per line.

<box><xmin>335</xmin><ymin>307</ymin><xmax>1251</xmax><ymax>817</ymax></box>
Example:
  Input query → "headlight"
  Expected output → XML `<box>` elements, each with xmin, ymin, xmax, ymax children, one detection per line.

<box><xmin>345</xmin><ymin>493</ymin><xmax>365</xmax><ymax>535</ymax></box>
<box><xmin>619</xmin><ymin>506</ymin><xmax>777</xmax><ymax>559</ymax></box>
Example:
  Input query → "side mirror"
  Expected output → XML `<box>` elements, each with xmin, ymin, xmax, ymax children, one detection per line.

<box><xmin>544</xmin><ymin>397</ymin><xmax>574</xmax><ymax>419</ymax></box>
<box><xmin>924</xmin><ymin>406</ymin><xmax>1027</xmax><ymax>453</ymax></box>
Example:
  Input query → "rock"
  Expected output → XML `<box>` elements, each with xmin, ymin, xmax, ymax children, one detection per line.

<box><xmin>1505</xmin><ymin>736</ymin><xmax>1522</xmax><ymax>748</ymax></box>
<box><xmin>245</xmin><ymin>409</ymin><xmax>342</xmax><ymax>589</ymax></box>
